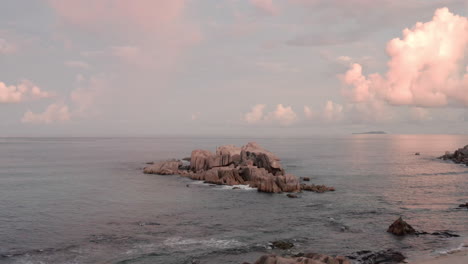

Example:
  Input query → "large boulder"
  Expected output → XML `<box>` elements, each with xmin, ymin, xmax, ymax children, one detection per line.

<box><xmin>189</xmin><ymin>167</ymin><xmax>245</xmax><ymax>186</ymax></box>
<box><xmin>387</xmin><ymin>217</ymin><xmax>416</xmax><ymax>236</ymax></box>
<box><xmin>253</xmin><ymin>254</ymin><xmax>350</xmax><ymax>264</ymax></box>
<box><xmin>241</xmin><ymin>142</ymin><xmax>285</xmax><ymax>176</ymax></box>
<box><xmin>190</xmin><ymin>149</ymin><xmax>213</xmax><ymax>172</ymax></box>
<box><xmin>143</xmin><ymin>160</ymin><xmax>182</xmax><ymax>175</ymax></box>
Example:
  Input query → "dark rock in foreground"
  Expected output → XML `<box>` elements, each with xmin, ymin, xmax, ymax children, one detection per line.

<box><xmin>439</xmin><ymin>145</ymin><xmax>468</xmax><ymax>166</ymax></box>
<box><xmin>271</xmin><ymin>240</ymin><xmax>294</xmax><ymax>250</ymax></box>
<box><xmin>252</xmin><ymin>253</ymin><xmax>350</xmax><ymax>264</ymax></box>
<box><xmin>347</xmin><ymin>249</ymin><xmax>405</xmax><ymax>264</ymax></box>
<box><xmin>143</xmin><ymin>142</ymin><xmax>335</xmax><ymax>194</ymax></box>
<box><xmin>458</xmin><ymin>202</ymin><xmax>468</xmax><ymax>208</ymax></box>
<box><xmin>387</xmin><ymin>217</ymin><xmax>416</xmax><ymax>236</ymax></box>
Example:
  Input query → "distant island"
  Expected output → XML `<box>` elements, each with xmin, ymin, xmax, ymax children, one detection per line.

<box><xmin>352</xmin><ymin>131</ymin><xmax>387</xmax><ymax>134</ymax></box>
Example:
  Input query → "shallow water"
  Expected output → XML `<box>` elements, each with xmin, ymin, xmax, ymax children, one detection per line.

<box><xmin>0</xmin><ymin>135</ymin><xmax>467</xmax><ymax>264</ymax></box>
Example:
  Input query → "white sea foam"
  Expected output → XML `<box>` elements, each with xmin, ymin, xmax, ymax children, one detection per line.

<box><xmin>435</xmin><ymin>243</ymin><xmax>466</xmax><ymax>255</ymax></box>
<box><xmin>219</xmin><ymin>184</ymin><xmax>256</xmax><ymax>190</ymax></box>
<box><xmin>163</xmin><ymin>237</ymin><xmax>245</xmax><ymax>249</ymax></box>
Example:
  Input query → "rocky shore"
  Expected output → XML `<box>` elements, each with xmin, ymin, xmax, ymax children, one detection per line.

<box><xmin>439</xmin><ymin>145</ymin><xmax>468</xmax><ymax>166</ymax></box>
<box><xmin>144</xmin><ymin>142</ymin><xmax>334</xmax><ymax>194</ymax></box>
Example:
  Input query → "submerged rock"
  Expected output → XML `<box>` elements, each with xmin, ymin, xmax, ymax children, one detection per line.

<box><xmin>287</xmin><ymin>194</ymin><xmax>298</xmax><ymax>198</ymax></box>
<box><xmin>387</xmin><ymin>217</ymin><xmax>416</xmax><ymax>236</ymax></box>
<box><xmin>271</xmin><ymin>240</ymin><xmax>294</xmax><ymax>250</ymax></box>
<box><xmin>143</xmin><ymin>160</ymin><xmax>182</xmax><ymax>175</ymax></box>
<box><xmin>458</xmin><ymin>202</ymin><xmax>468</xmax><ymax>208</ymax></box>
<box><xmin>253</xmin><ymin>253</ymin><xmax>350</xmax><ymax>264</ymax></box>
<box><xmin>300</xmin><ymin>184</ymin><xmax>335</xmax><ymax>193</ymax></box>
<box><xmin>347</xmin><ymin>249</ymin><xmax>405</xmax><ymax>264</ymax></box>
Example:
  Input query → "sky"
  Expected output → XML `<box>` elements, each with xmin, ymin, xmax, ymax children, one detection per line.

<box><xmin>0</xmin><ymin>0</ymin><xmax>467</xmax><ymax>136</ymax></box>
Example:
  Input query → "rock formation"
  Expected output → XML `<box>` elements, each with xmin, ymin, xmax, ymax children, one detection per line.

<box><xmin>387</xmin><ymin>217</ymin><xmax>416</xmax><ymax>236</ymax></box>
<box><xmin>439</xmin><ymin>145</ymin><xmax>468</xmax><ymax>166</ymax></box>
<box><xmin>143</xmin><ymin>142</ymin><xmax>334</xmax><ymax>194</ymax></box>
<box><xmin>251</xmin><ymin>253</ymin><xmax>350</xmax><ymax>264</ymax></box>
<box><xmin>143</xmin><ymin>160</ymin><xmax>182</xmax><ymax>175</ymax></box>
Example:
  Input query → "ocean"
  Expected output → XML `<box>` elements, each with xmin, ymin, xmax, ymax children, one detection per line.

<box><xmin>0</xmin><ymin>135</ymin><xmax>467</xmax><ymax>264</ymax></box>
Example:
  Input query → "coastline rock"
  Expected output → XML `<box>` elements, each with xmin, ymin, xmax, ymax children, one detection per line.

<box><xmin>458</xmin><ymin>202</ymin><xmax>468</xmax><ymax>208</ymax></box>
<box><xmin>347</xmin><ymin>249</ymin><xmax>405</xmax><ymax>264</ymax></box>
<box><xmin>190</xmin><ymin>149</ymin><xmax>213</xmax><ymax>172</ymax></box>
<box><xmin>143</xmin><ymin>160</ymin><xmax>182</xmax><ymax>175</ymax></box>
<box><xmin>253</xmin><ymin>253</ymin><xmax>350</xmax><ymax>264</ymax></box>
<box><xmin>301</xmin><ymin>184</ymin><xmax>335</xmax><ymax>193</ymax></box>
<box><xmin>387</xmin><ymin>217</ymin><xmax>416</xmax><ymax>236</ymax></box>
<box><xmin>144</xmin><ymin>142</ymin><xmax>333</xmax><ymax>195</ymax></box>
<box><xmin>439</xmin><ymin>145</ymin><xmax>468</xmax><ymax>165</ymax></box>
<box><xmin>241</xmin><ymin>142</ymin><xmax>285</xmax><ymax>176</ymax></box>
<box><xmin>287</xmin><ymin>194</ymin><xmax>298</xmax><ymax>198</ymax></box>
<box><xmin>301</xmin><ymin>177</ymin><xmax>310</xmax><ymax>181</ymax></box>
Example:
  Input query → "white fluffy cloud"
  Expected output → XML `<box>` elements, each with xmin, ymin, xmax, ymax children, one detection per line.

<box><xmin>342</xmin><ymin>8</ymin><xmax>468</xmax><ymax>107</ymax></box>
<box><xmin>21</xmin><ymin>103</ymin><xmax>71</xmax><ymax>124</ymax></box>
<box><xmin>244</xmin><ymin>104</ymin><xmax>267</xmax><ymax>124</ymax></box>
<box><xmin>0</xmin><ymin>80</ymin><xmax>52</xmax><ymax>103</ymax></box>
<box><xmin>244</xmin><ymin>104</ymin><xmax>298</xmax><ymax>126</ymax></box>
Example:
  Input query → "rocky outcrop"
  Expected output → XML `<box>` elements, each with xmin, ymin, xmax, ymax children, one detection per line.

<box><xmin>439</xmin><ymin>145</ymin><xmax>468</xmax><ymax>165</ymax></box>
<box><xmin>252</xmin><ymin>253</ymin><xmax>350</xmax><ymax>264</ymax></box>
<box><xmin>143</xmin><ymin>160</ymin><xmax>182</xmax><ymax>175</ymax></box>
<box><xmin>241</xmin><ymin>142</ymin><xmax>285</xmax><ymax>176</ymax></box>
<box><xmin>301</xmin><ymin>184</ymin><xmax>335</xmax><ymax>193</ymax></box>
<box><xmin>387</xmin><ymin>217</ymin><xmax>416</xmax><ymax>236</ymax></box>
<box><xmin>144</xmin><ymin>142</ymin><xmax>334</xmax><ymax>194</ymax></box>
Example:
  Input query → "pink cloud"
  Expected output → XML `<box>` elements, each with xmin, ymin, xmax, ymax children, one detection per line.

<box><xmin>322</xmin><ymin>100</ymin><xmax>343</xmax><ymax>122</ymax></box>
<box><xmin>303</xmin><ymin>106</ymin><xmax>314</xmax><ymax>119</ymax></box>
<box><xmin>22</xmin><ymin>103</ymin><xmax>71</xmax><ymax>124</ymax></box>
<box><xmin>244</xmin><ymin>104</ymin><xmax>266</xmax><ymax>124</ymax></box>
<box><xmin>0</xmin><ymin>38</ymin><xmax>16</xmax><ymax>54</ymax></box>
<box><xmin>48</xmin><ymin>0</ymin><xmax>201</xmax><ymax>69</ymax></box>
<box><xmin>0</xmin><ymin>80</ymin><xmax>52</xmax><ymax>103</ymax></box>
<box><xmin>251</xmin><ymin>0</ymin><xmax>279</xmax><ymax>15</ymax></box>
<box><xmin>342</xmin><ymin>8</ymin><xmax>468</xmax><ymax>107</ymax></box>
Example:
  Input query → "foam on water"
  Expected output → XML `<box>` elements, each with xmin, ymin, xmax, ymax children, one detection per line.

<box><xmin>163</xmin><ymin>237</ymin><xmax>245</xmax><ymax>249</ymax></box>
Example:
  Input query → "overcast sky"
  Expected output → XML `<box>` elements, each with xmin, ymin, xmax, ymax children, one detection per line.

<box><xmin>1</xmin><ymin>0</ymin><xmax>467</xmax><ymax>136</ymax></box>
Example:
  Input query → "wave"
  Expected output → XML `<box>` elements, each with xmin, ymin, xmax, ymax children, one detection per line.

<box><xmin>163</xmin><ymin>237</ymin><xmax>245</xmax><ymax>249</ymax></box>
<box><xmin>436</xmin><ymin>243</ymin><xmax>467</xmax><ymax>255</ymax></box>
<box><xmin>219</xmin><ymin>184</ymin><xmax>256</xmax><ymax>191</ymax></box>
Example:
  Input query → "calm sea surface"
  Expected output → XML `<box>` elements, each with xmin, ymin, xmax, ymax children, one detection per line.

<box><xmin>0</xmin><ymin>135</ymin><xmax>467</xmax><ymax>264</ymax></box>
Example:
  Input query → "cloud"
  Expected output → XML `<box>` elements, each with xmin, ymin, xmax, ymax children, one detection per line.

<box><xmin>304</xmin><ymin>106</ymin><xmax>314</xmax><ymax>119</ymax></box>
<box><xmin>191</xmin><ymin>112</ymin><xmax>201</xmax><ymax>121</ymax></box>
<box><xmin>267</xmin><ymin>104</ymin><xmax>298</xmax><ymax>125</ymax></box>
<box><xmin>244</xmin><ymin>104</ymin><xmax>266</xmax><ymax>124</ymax></box>
<box><xmin>250</xmin><ymin>0</ymin><xmax>279</xmax><ymax>15</ymax></box>
<box><xmin>410</xmin><ymin>107</ymin><xmax>432</xmax><ymax>121</ymax></box>
<box><xmin>244</xmin><ymin>104</ymin><xmax>298</xmax><ymax>126</ymax></box>
<box><xmin>21</xmin><ymin>103</ymin><xmax>71</xmax><ymax>124</ymax></box>
<box><xmin>48</xmin><ymin>0</ymin><xmax>201</xmax><ymax>69</ymax></box>
<box><xmin>322</xmin><ymin>100</ymin><xmax>343</xmax><ymax>122</ymax></box>
<box><xmin>64</xmin><ymin>60</ymin><xmax>90</xmax><ymax>69</ymax></box>
<box><xmin>342</xmin><ymin>8</ymin><xmax>468</xmax><ymax>107</ymax></box>
<box><xmin>0</xmin><ymin>38</ymin><xmax>16</xmax><ymax>54</ymax></box>
<box><xmin>0</xmin><ymin>80</ymin><xmax>52</xmax><ymax>103</ymax></box>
